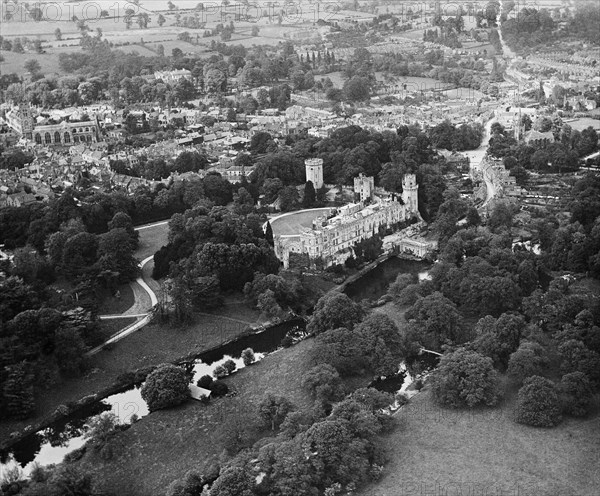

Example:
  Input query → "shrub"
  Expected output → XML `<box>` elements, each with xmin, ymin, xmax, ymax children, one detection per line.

<box><xmin>430</xmin><ymin>348</ymin><xmax>501</xmax><ymax>408</ymax></box>
<box><xmin>241</xmin><ymin>348</ymin><xmax>255</xmax><ymax>366</ymax></box>
<box><xmin>559</xmin><ymin>372</ymin><xmax>593</xmax><ymax>417</ymax></box>
<box><xmin>210</xmin><ymin>380</ymin><xmax>229</xmax><ymax>397</ymax></box>
<box><xmin>140</xmin><ymin>364</ymin><xmax>190</xmax><ymax>412</ymax></box>
<box><xmin>223</xmin><ymin>359</ymin><xmax>237</xmax><ymax>374</ymax></box>
<box><xmin>281</xmin><ymin>335</ymin><xmax>293</xmax><ymax>348</ymax></box>
<box><xmin>515</xmin><ymin>376</ymin><xmax>562</xmax><ymax>427</ymax></box>
<box><xmin>197</xmin><ymin>375</ymin><xmax>213</xmax><ymax>389</ymax></box>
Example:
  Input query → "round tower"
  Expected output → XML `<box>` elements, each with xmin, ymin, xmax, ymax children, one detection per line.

<box><xmin>402</xmin><ymin>174</ymin><xmax>419</xmax><ymax>214</ymax></box>
<box><xmin>305</xmin><ymin>158</ymin><xmax>324</xmax><ymax>190</ymax></box>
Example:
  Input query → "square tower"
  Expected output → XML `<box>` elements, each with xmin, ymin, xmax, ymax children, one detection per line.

<box><xmin>305</xmin><ymin>158</ymin><xmax>324</xmax><ymax>190</ymax></box>
<box><xmin>354</xmin><ymin>173</ymin><xmax>374</xmax><ymax>202</ymax></box>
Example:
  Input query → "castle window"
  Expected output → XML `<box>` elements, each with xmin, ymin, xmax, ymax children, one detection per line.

<box><xmin>35</xmin><ymin>133</ymin><xmax>42</xmax><ymax>144</ymax></box>
<box><xmin>54</xmin><ymin>132</ymin><xmax>61</xmax><ymax>143</ymax></box>
<box><xmin>44</xmin><ymin>132</ymin><xmax>52</xmax><ymax>144</ymax></box>
<box><xmin>64</xmin><ymin>132</ymin><xmax>71</xmax><ymax>143</ymax></box>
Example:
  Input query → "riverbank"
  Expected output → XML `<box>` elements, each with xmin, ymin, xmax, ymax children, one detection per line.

<box><xmin>69</xmin><ymin>338</ymin><xmax>325</xmax><ymax>495</ymax></box>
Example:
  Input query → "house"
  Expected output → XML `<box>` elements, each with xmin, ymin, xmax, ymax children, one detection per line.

<box><xmin>6</xmin><ymin>192</ymin><xmax>37</xmax><ymax>207</ymax></box>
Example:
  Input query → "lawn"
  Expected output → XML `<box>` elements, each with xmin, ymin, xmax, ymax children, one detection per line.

<box><xmin>95</xmin><ymin>316</ymin><xmax>138</xmax><ymax>343</ymax></box>
<box><xmin>356</xmin><ymin>388</ymin><xmax>600</xmax><ymax>496</ymax></box>
<box><xmin>270</xmin><ymin>208</ymin><xmax>332</xmax><ymax>236</ymax></box>
<box><xmin>75</xmin><ymin>338</ymin><xmax>319</xmax><ymax>495</ymax></box>
<box><xmin>97</xmin><ymin>284</ymin><xmax>136</xmax><ymax>315</ymax></box>
<box><xmin>135</xmin><ymin>221</ymin><xmax>170</xmax><ymax>261</ymax></box>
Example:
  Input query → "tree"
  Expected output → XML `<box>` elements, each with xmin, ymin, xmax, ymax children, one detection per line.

<box><xmin>62</xmin><ymin>232</ymin><xmax>98</xmax><ymax>279</ymax></box>
<box><xmin>141</xmin><ymin>363</ymin><xmax>190</xmax><ymax>411</ymax></box>
<box><xmin>53</xmin><ymin>322</ymin><xmax>87</xmax><ymax>376</ymax></box>
<box><xmin>258</xmin><ymin>394</ymin><xmax>294</xmax><ymax>431</ymax></box>
<box><xmin>515</xmin><ymin>376</ymin><xmax>562</xmax><ymax>427</ymax></box>
<box><xmin>233</xmin><ymin>187</ymin><xmax>254</xmax><ymax>215</ymax></box>
<box><xmin>405</xmin><ymin>292</ymin><xmax>463</xmax><ymax>351</ymax></box>
<box><xmin>55</xmin><ymin>28</ymin><xmax>62</xmax><ymax>41</ymax></box>
<box><xmin>307</xmin><ymin>292</ymin><xmax>364</xmax><ymax>335</ymax></box>
<box><xmin>97</xmin><ymin>228</ymin><xmax>138</xmax><ymax>284</ymax></box>
<box><xmin>302</xmin><ymin>364</ymin><xmax>345</xmax><ymax>406</ymax></box>
<box><xmin>430</xmin><ymin>348</ymin><xmax>501</xmax><ymax>408</ymax></box>
<box><xmin>158</xmin><ymin>14</ymin><xmax>166</xmax><ymax>26</ymax></box>
<box><xmin>241</xmin><ymin>348</ymin><xmax>255</xmax><ymax>366</ymax></box>
<box><xmin>557</xmin><ymin>339</ymin><xmax>600</xmax><ymax>386</ymax></box>
<box><xmin>507</xmin><ymin>341</ymin><xmax>547</xmax><ymax>384</ymax></box>
<box><xmin>2</xmin><ymin>362</ymin><xmax>35</xmax><ymax>419</ymax></box>
<box><xmin>251</xmin><ymin>25</ymin><xmax>260</xmax><ymax>36</ymax></box>
<box><xmin>209</xmin><ymin>466</ymin><xmax>255</xmax><ymax>496</ymax></box>
<box><xmin>343</xmin><ymin>76</ymin><xmax>371</xmax><ymax>102</ymax></box>
<box><xmin>559</xmin><ymin>372</ymin><xmax>593</xmax><ymax>417</ymax></box>
<box><xmin>302</xmin><ymin>180</ymin><xmax>316</xmax><ymax>207</ymax></box>
<box><xmin>277</xmin><ymin>186</ymin><xmax>299</xmax><ymax>212</ymax></box>
<box><xmin>471</xmin><ymin>313</ymin><xmax>525</xmax><ymax>369</ymax></box>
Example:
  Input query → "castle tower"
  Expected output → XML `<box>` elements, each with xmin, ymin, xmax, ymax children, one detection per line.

<box><xmin>402</xmin><ymin>174</ymin><xmax>419</xmax><ymax>214</ymax></box>
<box><xmin>353</xmin><ymin>173</ymin><xmax>374</xmax><ymax>203</ymax></box>
<box><xmin>305</xmin><ymin>158</ymin><xmax>324</xmax><ymax>190</ymax></box>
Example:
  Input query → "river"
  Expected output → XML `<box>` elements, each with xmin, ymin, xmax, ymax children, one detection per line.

<box><xmin>0</xmin><ymin>319</ymin><xmax>304</xmax><ymax>479</ymax></box>
<box><xmin>1</xmin><ymin>255</ymin><xmax>433</xmax><ymax>479</ymax></box>
<box><xmin>343</xmin><ymin>256</ymin><xmax>431</xmax><ymax>302</ymax></box>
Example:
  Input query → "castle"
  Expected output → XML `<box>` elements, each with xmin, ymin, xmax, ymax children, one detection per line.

<box><xmin>274</xmin><ymin>173</ymin><xmax>420</xmax><ymax>268</ymax></box>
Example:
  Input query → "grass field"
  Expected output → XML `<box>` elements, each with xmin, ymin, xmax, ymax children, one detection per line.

<box><xmin>357</xmin><ymin>388</ymin><xmax>600</xmax><ymax>496</ymax></box>
<box><xmin>270</xmin><ymin>208</ymin><xmax>332</xmax><ymax>236</ymax></box>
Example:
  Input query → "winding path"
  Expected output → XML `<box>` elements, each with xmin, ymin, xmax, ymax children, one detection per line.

<box><xmin>89</xmin><ymin>222</ymin><xmax>167</xmax><ymax>355</ymax></box>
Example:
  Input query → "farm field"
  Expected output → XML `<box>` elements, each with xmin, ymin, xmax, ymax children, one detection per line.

<box><xmin>0</xmin><ymin>46</ymin><xmax>82</xmax><ymax>77</ymax></box>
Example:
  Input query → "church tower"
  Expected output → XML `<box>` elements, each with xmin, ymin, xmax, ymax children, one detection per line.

<box><xmin>402</xmin><ymin>174</ymin><xmax>419</xmax><ymax>214</ymax></box>
<box><xmin>305</xmin><ymin>158</ymin><xmax>324</xmax><ymax>190</ymax></box>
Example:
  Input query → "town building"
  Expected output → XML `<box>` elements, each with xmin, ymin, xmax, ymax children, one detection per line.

<box><xmin>3</xmin><ymin>105</ymin><xmax>99</xmax><ymax>145</ymax></box>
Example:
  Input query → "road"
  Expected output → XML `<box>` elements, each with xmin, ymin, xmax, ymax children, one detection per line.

<box><xmin>90</xmin><ymin>221</ymin><xmax>169</xmax><ymax>355</ymax></box>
